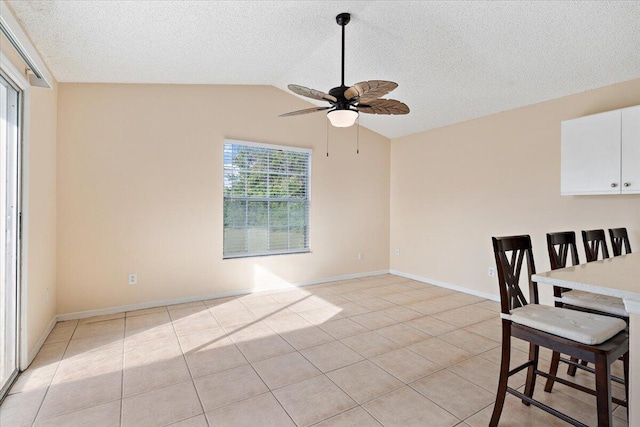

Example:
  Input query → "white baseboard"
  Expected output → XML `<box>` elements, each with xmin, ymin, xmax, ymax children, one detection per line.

<box><xmin>293</xmin><ymin>269</ymin><xmax>389</xmax><ymax>287</ymax></box>
<box><xmin>23</xmin><ymin>315</ymin><xmax>57</xmax><ymax>370</ymax></box>
<box><xmin>57</xmin><ymin>269</ymin><xmax>391</xmax><ymax>321</ymax></box>
<box><xmin>389</xmin><ymin>269</ymin><xmax>499</xmax><ymax>302</ymax></box>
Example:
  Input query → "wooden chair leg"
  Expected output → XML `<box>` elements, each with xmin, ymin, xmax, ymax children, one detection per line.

<box><xmin>567</xmin><ymin>357</ymin><xmax>586</xmax><ymax>377</ymax></box>
<box><xmin>490</xmin><ymin>324</ymin><xmax>511</xmax><ymax>427</ymax></box>
<box><xmin>523</xmin><ymin>342</ymin><xmax>539</xmax><ymax>405</ymax></box>
<box><xmin>567</xmin><ymin>357</ymin><xmax>577</xmax><ymax>376</ymax></box>
<box><xmin>544</xmin><ymin>351</ymin><xmax>561</xmax><ymax>392</ymax></box>
<box><xmin>594</xmin><ymin>354</ymin><xmax>612</xmax><ymax>427</ymax></box>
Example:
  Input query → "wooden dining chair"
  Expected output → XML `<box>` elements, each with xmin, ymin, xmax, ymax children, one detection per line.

<box><xmin>544</xmin><ymin>231</ymin><xmax>628</xmax><ymax>386</ymax></box>
<box><xmin>582</xmin><ymin>229</ymin><xmax>610</xmax><ymax>262</ymax></box>
<box><xmin>547</xmin><ymin>231</ymin><xmax>628</xmax><ymax>320</ymax></box>
<box><xmin>491</xmin><ymin>235</ymin><xmax>628</xmax><ymax>427</ymax></box>
<box><xmin>609</xmin><ymin>228</ymin><xmax>632</xmax><ymax>256</ymax></box>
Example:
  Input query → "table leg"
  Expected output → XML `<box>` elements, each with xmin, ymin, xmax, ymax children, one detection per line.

<box><xmin>625</xmin><ymin>308</ymin><xmax>639</xmax><ymax>426</ymax></box>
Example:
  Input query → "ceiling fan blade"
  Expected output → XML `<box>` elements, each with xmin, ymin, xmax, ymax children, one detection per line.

<box><xmin>357</xmin><ymin>99</ymin><xmax>410</xmax><ymax>115</ymax></box>
<box><xmin>344</xmin><ymin>80</ymin><xmax>398</xmax><ymax>102</ymax></box>
<box><xmin>287</xmin><ymin>84</ymin><xmax>337</xmax><ymax>103</ymax></box>
<box><xmin>279</xmin><ymin>106</ymin><xmax>332</xmax><ymax>117</ymax></box>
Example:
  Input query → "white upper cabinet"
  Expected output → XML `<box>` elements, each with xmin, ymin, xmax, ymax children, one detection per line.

<box><xmin>621</xmin><ymin>105</ymin><xmax>640</xmax><ymax>194</ymax></box>
<box><xmin>561</xmin><ymin>105</ymin><xmax>640</xmax><ymax>195</ymax></box>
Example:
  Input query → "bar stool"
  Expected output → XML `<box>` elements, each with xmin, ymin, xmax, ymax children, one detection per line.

<box><xmin>547</xmin><ymin>231</ymin><xmax>628</xmax><ymax>321</ymax></box>
<box><xmin>609</xmin><ymin>228</ymin><xmax>632</xmax><ymax>256</ymax></box>
<box><xmin>490</xmin><ymin>235</ymin><xmax>628</xmax><ymax>427</ymax></box>
<box><xmin>544</xmin><ymin>231</ymin><xmax>629</xmax><ymax>387</ymax></box>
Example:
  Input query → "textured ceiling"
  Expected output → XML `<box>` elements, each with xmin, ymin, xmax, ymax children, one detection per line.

<box><xmin>7</xmin><ymin>1</ymin><xmax>640</xmax><ymax>139</ymax></box>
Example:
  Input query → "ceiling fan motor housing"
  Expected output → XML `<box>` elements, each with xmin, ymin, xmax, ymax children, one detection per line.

<box><xmin>329</xmin><ymin>85</ymin><xmax>354</xmax><ymax>110</ymax></box>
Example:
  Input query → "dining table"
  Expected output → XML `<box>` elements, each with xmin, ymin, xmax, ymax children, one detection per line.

<box><xmin>532</xmin><ymin>252</ymin><xmax>640</xmax><ymax>426</ymax></box>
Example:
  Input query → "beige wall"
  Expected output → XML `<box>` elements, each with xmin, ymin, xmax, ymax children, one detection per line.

<box><xmin>390</xmin><ymin>78</ymin><xmax>640</xmax><ymax>302</ymax></box>
<box><xmin>36</xmin><ymin>58</ymin><xmax>640</xmax><ymax>316</ymax></box>
<box><xmin>1</xmin><ymin>33</ymin><xmax>58</xmax><ymax>359</ymax></box>
<box><xmin>25</xmin><ymin>82</ymin><xmax>58</xmax><ymax>355</ymax></box>
<box><xmin>56</xmin><ymin>84</ymin><xmax>390</xmax><ymax>314</ymax></box>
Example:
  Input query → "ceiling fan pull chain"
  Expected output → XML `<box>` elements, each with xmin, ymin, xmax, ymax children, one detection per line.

<box><xmin>326</xmin><ymin>118</ymin><xmax>330</xmax><ymax>157</ymax></box>
<box><xmin>356</xmin><ymin>115</ymin><xmax>360</xmax><ymax>154</ymax></box>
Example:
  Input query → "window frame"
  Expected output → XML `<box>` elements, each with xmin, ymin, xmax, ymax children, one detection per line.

<box><xmin>222</xmin><ymin>139</ymin><xmax>312</xmax><ymax>259</ymax></box>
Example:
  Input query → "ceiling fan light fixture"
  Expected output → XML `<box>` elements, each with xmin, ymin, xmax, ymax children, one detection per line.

<box><xmin>327</xmin><ymin>109</ymin><xmax>358</xmax><ymax>127</ymax></box>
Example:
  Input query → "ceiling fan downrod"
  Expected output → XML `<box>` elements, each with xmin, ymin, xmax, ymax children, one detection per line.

<box><xmin>336</xmin><ymin>13</ymin><xmax>350</xmax><ymax>88</ymax></box>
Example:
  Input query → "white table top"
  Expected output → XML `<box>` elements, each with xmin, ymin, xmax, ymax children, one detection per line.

<box><xmin>532</xmin><ymin>252</ymin><xmax>640</xmax><ymax>304</ymax></box>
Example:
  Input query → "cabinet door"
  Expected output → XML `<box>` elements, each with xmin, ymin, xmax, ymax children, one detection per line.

<box><xmin>561</xmin><ymin>110</ymin><xmax>621</xmax><ymax>195</ymax></box>
<box><xmin>621</xmin><ymin>105</ymin><xmax>640</xmax><ymax>194</ymax></box>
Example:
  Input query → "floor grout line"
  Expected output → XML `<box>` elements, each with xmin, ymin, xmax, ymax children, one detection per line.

<box><xmin>167</xmin><ymin>314</ymin><xmax>208</xmax><ymax>426</ymax></box>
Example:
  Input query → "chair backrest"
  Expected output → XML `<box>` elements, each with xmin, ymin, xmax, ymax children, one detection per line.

<box><xmin>609</xmin><ymin>227</ymin><xmax>632</xmax><ymax>256</ymax></box>
<box><xmin>492</xmin><ymin>235</ymin><xmax>539</xmax><ymax>315</ymax></box>
<box><xmin>547</xmin><ymin>231</ymin><xmax>580</xmax><ymax>270</ymax></box>
<box><xmin>546</xmin><ymin>231</ymin><xmax>580</xmax><ymax>298</ymax></box>
<box><xmin>581</xmin><ymin>229</ymin><xmax>610</xmax><ymax>262</ymax></box>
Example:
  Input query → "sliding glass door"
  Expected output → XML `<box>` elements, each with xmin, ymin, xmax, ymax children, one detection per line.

<box><xmin>0</xmin><ymin>72</ymin><xmax>20</xmax><ymax>400</ymax></box>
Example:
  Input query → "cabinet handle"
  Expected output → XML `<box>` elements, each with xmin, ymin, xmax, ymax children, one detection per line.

<box><xmin>624</xmin><ymin>182</ymin><xmax>631</xmax><ymax>187</ymax></box>
<box><xmin>611</xmin><ymin>183</ymin><xmax>618</xmax><ymax>188</ymax></box>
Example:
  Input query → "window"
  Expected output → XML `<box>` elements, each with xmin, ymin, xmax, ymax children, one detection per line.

<box><xmin>223</xmin><ymin>140</ymin><xmax>311</xmax><ymax>258</ymax></box>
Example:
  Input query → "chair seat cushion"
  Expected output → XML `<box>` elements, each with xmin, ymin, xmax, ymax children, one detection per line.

<box><xmin>507</xmin><ymin>304</ymin><xmax>627</xmax><ymax>345</ymax></box>
<box><xmin>558</xmin><ymin>290</ymin><xmax>628</xmax><ymax>317</ymax></box>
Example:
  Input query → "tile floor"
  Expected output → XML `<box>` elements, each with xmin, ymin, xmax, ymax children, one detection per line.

<box><xmin>0</xmin><ymin>274</ymin><xmax>629</xmax><ymax>426</ymax></box>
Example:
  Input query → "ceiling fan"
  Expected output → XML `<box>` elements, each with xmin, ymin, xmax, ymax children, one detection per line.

<box><xmin>280</xmin><ymin>12</ymin><xmax>409</xmax><ymax>128</ymax></box>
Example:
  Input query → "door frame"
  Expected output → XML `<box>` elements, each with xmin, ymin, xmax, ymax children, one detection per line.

<box><xmin>0</xmin><ymin>51</ymin><xmax>31</xmax><ymax>372</ymax></box>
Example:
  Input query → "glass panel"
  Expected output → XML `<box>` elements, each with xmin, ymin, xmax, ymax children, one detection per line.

<box><xmin>246</xmin><ymin>201</ymin><xmax>268</xmax><ymax>253</ymax></box>
<box><xmin>269</xmin><ymin>150</ymin><xmax>287</xmax><ymax>173</ymax></box>
<box><xmin>223</xmin><ymin>200</ymin><xmax>246</xmax><ymax>227</ymax></box>
<box><xmin>245</xmin><ymin>147</ymin><xmax>268</xmax><ymax>172</ymax></box>
<box><xmin>288</xmin><ymin>175</ymin><xmax>307</xmax><ymax>199</ymax></box>
<box><xmin>229</xmin><ymin>172</ymin><xmax>247</xmax><ymax>197</ymax></box>
<box><xmin>231</xmin><ymin>144</ymin><xmax>247</xmax><ymax>168</ymax></box>
<box><xmin>289</xmin><ymin>226</ymin><xmax>307</xmax><ymax>249</ymax></box>
<box><xmin>269</xmin><ymin>201</ymin><xmax>288</xmax><ymax>227</ymax></box>
<box><xmin>268</xmin><ymin>174</ymin><xmax>288</xmax><ymax>198</ymax></box>
<box><xmin>247</xmin><ymin>228</ymin><xmax>268</xmax><ymax>254</ymax></box>
<box><xmin>223</xmin><ymin>228</ymin><xmax>247</xmax><ymax>255</ymax></box>
<box><xmin>269</xmin><ymin>227</ymin><xmax>289</xmax><ymax>251</ymax></box>
<box><xmin>222</xmin><ymin>170</ymin><xmax>234</xmax><ymax>197</ymax></box>
<box><xmin>289</xmin><ymin>202</ymin><xmax>307</xmax><ymax>226</ymax></box>
<box><xmin>246</xmin><ymin>172</ymin><xmax>267</xmax><ymax>197</ymax></box>
<box><xmin>0</xmin><ymin>74</ymin><xmax>20</xmax><ymax>398</ymax></box>
<box><xmin>288</xmin><ymin>152</ymin><xmax>308</xmax><ymax>175</ymax></box>
<box><xmin>247</xmin><ymin>201</ymin><xmax>267</xmax><ymax>227</ymax></box>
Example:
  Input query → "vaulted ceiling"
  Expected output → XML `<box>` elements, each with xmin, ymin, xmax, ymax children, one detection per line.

<box><xmin>8</xmin><ymin>1</ymin><xmax>640</xmax><ymax>139</ymax></box>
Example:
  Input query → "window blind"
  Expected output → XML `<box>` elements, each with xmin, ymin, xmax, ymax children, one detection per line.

<box><xmin>223</xmin><ymin>140</ymin><xmax>311</xmax><ymax>258</ymax></box>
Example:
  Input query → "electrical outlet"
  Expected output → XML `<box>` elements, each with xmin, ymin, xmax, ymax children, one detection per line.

<box><xmin>128</xmin><ymin>273</ymin><xmax>137</xmax><ymax>285</ymax></box>
<box><xmin>488</xmin><ymin>267</ymin><xmax>496</xmax><ymax>277</ymax></box>
<box><xmin>358</xmin><ymin>252</ymin><xmax>364</xmax><ymax>261</ymax></box>
<box><xmin>394</xmin><ymin>248</ymin><xmax>400</xmax><ymax>256</ymax></box>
